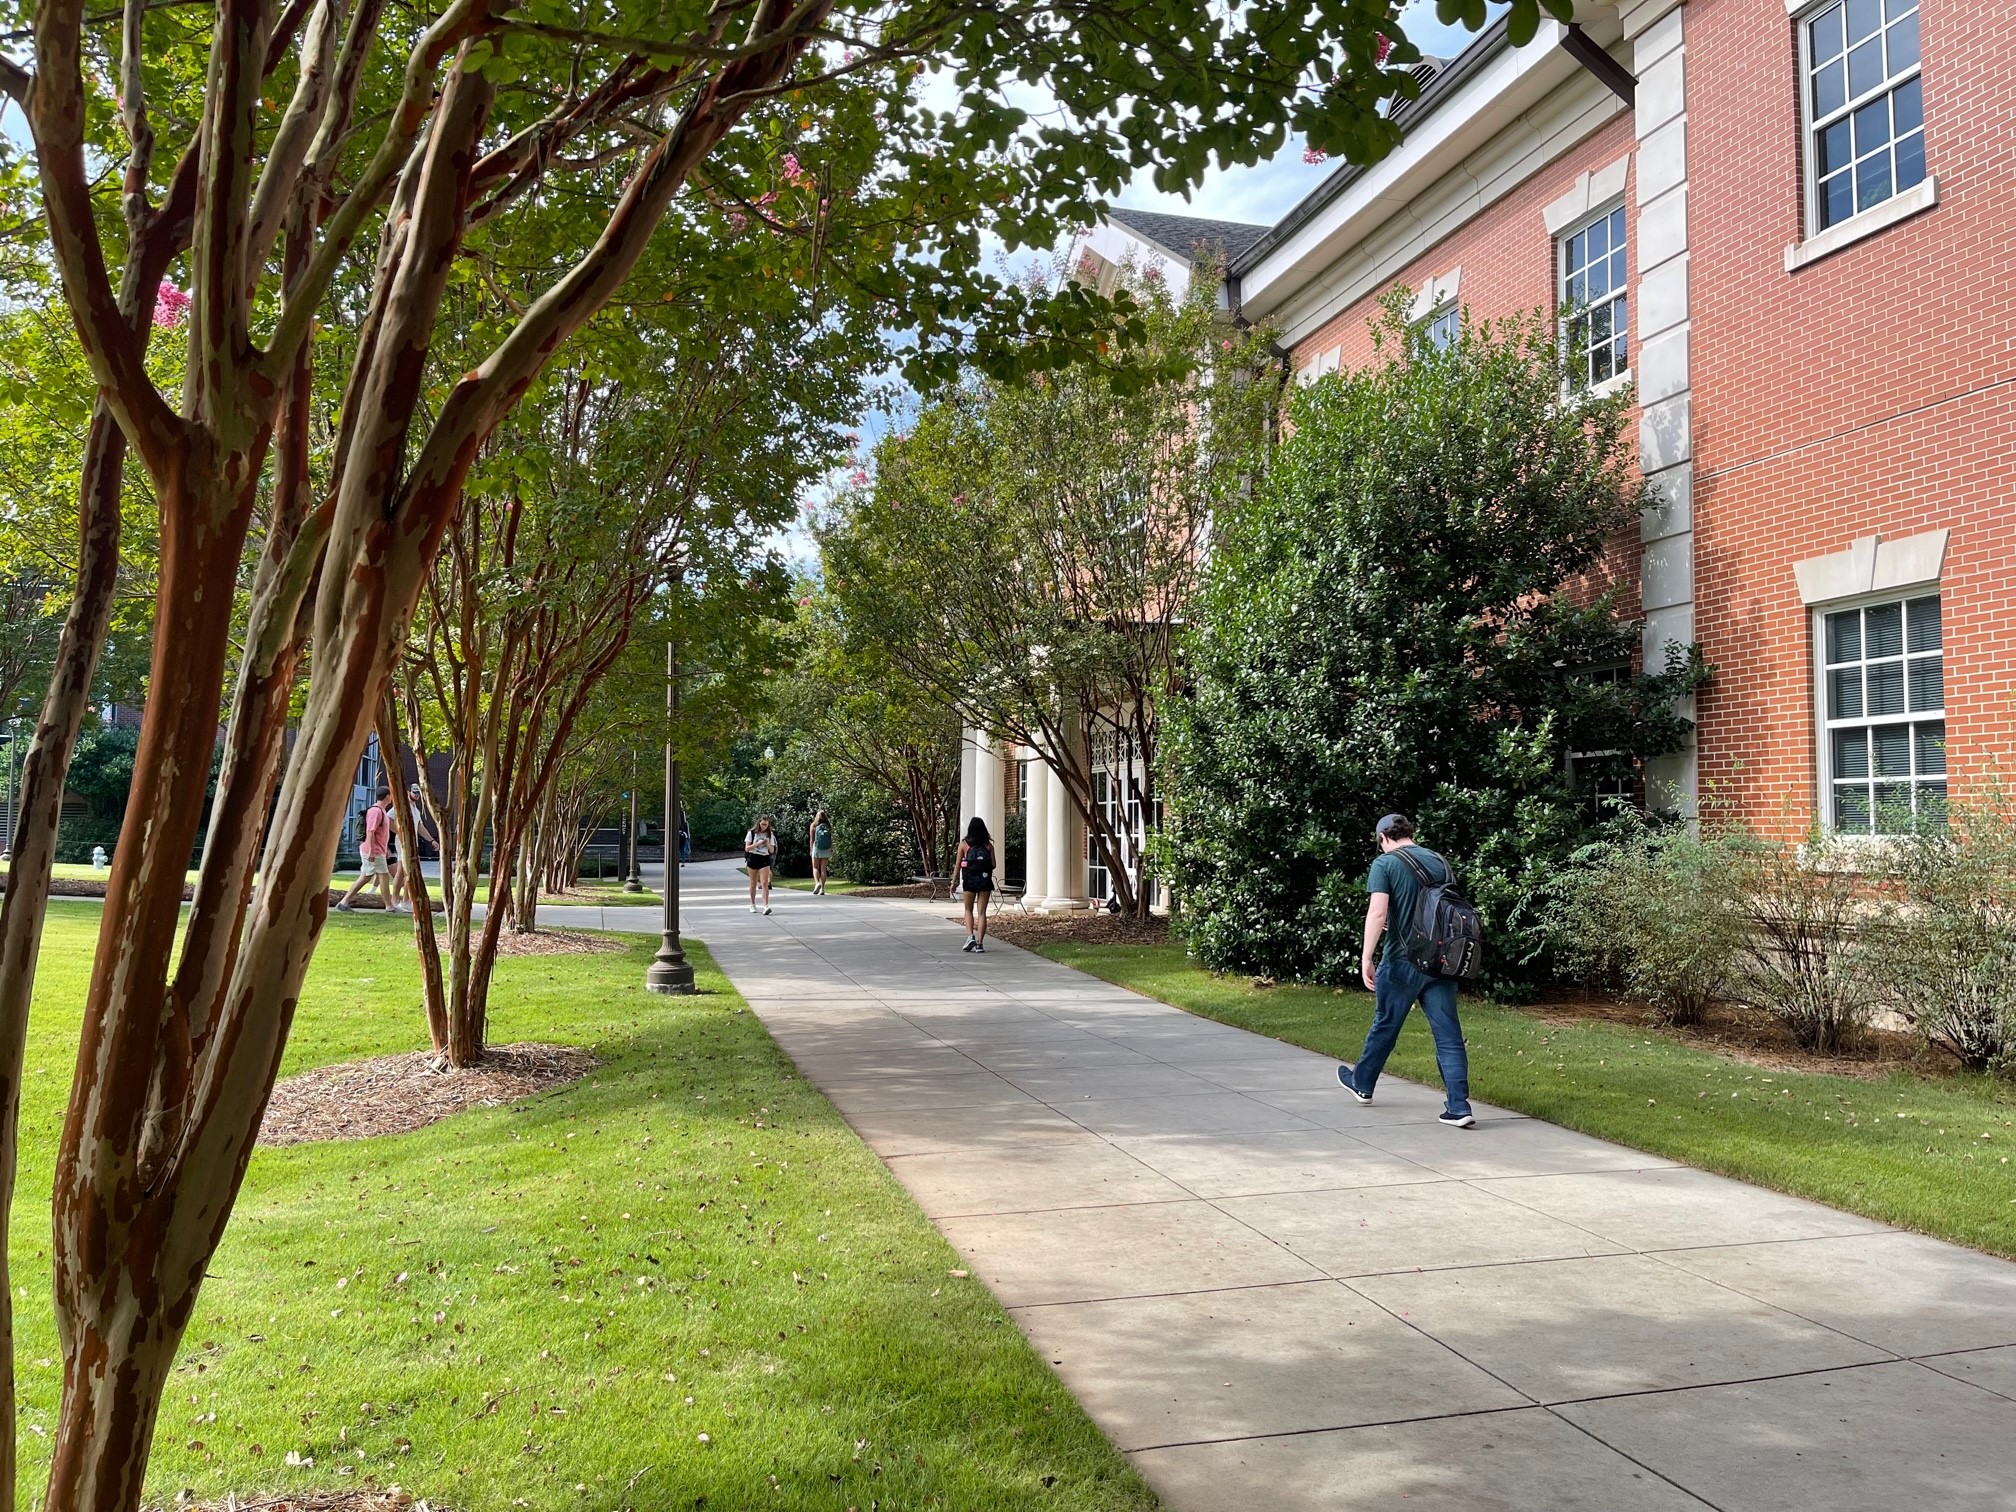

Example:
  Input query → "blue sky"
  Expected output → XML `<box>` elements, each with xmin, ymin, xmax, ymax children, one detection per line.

<box><xmin>1112</xmin><ymin>1</ymin><xmax>1503</xmax><ymax>226</ymax></box>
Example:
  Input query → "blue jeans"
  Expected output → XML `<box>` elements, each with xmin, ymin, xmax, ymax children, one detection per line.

<box><xmin>1347</xmin><ymin>955</ymin><xmax>1472</xmax><ymax>1118</ymax></box>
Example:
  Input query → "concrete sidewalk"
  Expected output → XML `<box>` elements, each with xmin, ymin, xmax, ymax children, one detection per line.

<box><xmin>678</xmin><ymin>862</ymin><xmax>2016</xmax><ymax>1512</ymax></box>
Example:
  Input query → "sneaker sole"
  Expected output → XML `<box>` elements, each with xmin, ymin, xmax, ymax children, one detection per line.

<box><xmin>1336</xmin><ymin>1065</ymin><xmax>1372</xmax><ymax>1104</ymax></box>
<box><xmin>1439</xmin><ymin>1115</ymin><xmax>1477</xmax><ymax>1129</ymax></box>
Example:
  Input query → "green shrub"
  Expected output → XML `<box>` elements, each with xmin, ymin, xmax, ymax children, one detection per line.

<box><xmin>1162</xmin><ymin>297</ymin><xmax>1705</xmax><ymax>994</ymax></box>
<box><xmin>1547</xmin><ymin>816</ymin><xmax>1744</xmax><ymax>1027</ymax></box>
<box><xmin>1726</xmin><ymin>827</ymin><xmax>1882</xmax><ymax>1055</ymax></box>
<box><xmin>1867</xmin><ymin>793</ymin><xmax>2016</xmax><ymax>1073</ymax></box>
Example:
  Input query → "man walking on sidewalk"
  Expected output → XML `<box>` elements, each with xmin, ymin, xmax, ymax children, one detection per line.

<box><xmin>1337</xmin><ymin>813</ymin><xmax>1476</xmax><ymax>1129</ymax></box>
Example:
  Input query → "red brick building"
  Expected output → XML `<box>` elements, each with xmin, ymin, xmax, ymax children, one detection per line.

<box><xmin>1097</xmin><ymin>0</ymin><xmax>2012</xmax><ymax>840</ymax></box>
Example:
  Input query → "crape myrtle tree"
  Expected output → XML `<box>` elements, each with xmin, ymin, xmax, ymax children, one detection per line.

<box><xmin>396</xmin><ymin>298</ymin><xmax>813</xmax><ymax>1066</ymax></box>
<box><xmin>0</xmin><ymin>0</ymin><xmax>1580</xmax><ymax>1493</ymax></box>
<box><xmin>777</xmin><ymin>590</ymin><xmax>962</xmax><ymax>879</ymax></box>
<box><xmin>822</xmin><ymin>264</ymin><xmax>1280</xmax><ymax>917</ymax></box>
<box><xmin>1163</xmin><ymin>297</ymin><xmax>1709</xmax><ymax>994</ymax></box>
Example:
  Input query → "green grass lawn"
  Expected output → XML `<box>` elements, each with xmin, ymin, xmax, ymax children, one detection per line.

<box><xmin>1036</xmin><ymin>941</ymin><xmax>2016</xmax><ymax>1259</ymax></box>
<box><xmin>775</xmin><ymin>876</ymin><xmax>867</xmax><ymax>894</ymax></box>
<box><xmin>10</xmin><ymin>905</ymin><xmax>1151</xmax><ymax>1509</ymax></box>
<box><xmin>327</xmin><ymin>875</ymin><xmax>663</xmax><ymax>908</ymax></box>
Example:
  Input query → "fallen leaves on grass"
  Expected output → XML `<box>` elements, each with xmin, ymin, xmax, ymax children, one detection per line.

<box><xmin>259</xmin><ymin>1044</ymin><xmax>597</xmax><ymax>1146</ymax></box>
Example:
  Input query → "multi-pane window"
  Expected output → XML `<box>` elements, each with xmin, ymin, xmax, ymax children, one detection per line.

<box><xmin>1821</xmin><ymin>594</ymin><xmax>1945</xmax><ymax>833</ymax></box>
<box><xmin>1803</xmin><ymin>0</ymin><xmax>1924</xmax><ymax>232</ymax></box>
<box><xmin>1561</xmin><ymin>206</ymin><xmax>1627</xmax><ymax>389</ymax></box>
<box><xmin>1421</xmin><ymin>303</ymin><xmax>1459</xmax><ymax>352</ymax></box>
<box><xmin>1568</xmin><ymin>664</ymin><xmax>1639</xmax><ymax>818</ymax></box>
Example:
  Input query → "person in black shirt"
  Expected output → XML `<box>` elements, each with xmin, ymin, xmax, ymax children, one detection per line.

<box><xmin>955</xmin><ymin>817</ymin><xmax>997</xmax><ymax>954</ymax></box>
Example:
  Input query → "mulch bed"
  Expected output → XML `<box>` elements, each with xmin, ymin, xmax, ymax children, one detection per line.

<box><xmin>258</xmin><ymin>1042</ymin><xmax>597</xmax><ymax>1146</ymax></box>
<box><xmin>981</xmin><ymin>908</ymin><xmax>1174</xmax><ymax>949</ymax></box>
<box><xmin>480</xmin><ymin>927</ymin><xmax>627</xmax><ymax>957</ymax></box>
<box><xmin>166</xmin><ymin>1493</ymin><xmax>449</xmax><ymax>1512</ymax></box>
<box><xmin>1518</xmin><ymin>989</ymin><xmax>1938</xmax><ymax>1081</ymax></box>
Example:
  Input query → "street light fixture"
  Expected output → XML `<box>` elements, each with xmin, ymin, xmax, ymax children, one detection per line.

<box><xmin>647</xmin><ymin>570</ymin><xmax>696</xmax><ymax>995</ymax></box>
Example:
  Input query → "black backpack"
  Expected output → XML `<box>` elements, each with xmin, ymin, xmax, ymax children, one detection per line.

<box><xmin>1393</xmin><ymin>848</ymin><xmax>1484</xmax><ymax>980</ymax></box>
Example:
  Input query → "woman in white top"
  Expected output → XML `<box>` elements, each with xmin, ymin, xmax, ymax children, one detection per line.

<box><xmin>744</xmin><ymin>816</ymin><xmax>778</xmax><ymax>914</ymax></box>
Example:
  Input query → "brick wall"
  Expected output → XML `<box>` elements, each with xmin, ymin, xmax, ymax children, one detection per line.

<box><xmin>1687</xmin><ymin>0</ymin><xmax>2016</xmax><ymax>833</ymax></box>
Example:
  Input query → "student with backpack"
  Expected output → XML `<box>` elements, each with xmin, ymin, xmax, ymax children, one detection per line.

<box><xmin>1337</xmin><ymin>813</ymin><xmax>1482</xmax><ymax>1129</ymax></box>
<box><xmin>955</xmin><ymin>817</ymin><xmax>997</xmax><ymax>954</ymax></box>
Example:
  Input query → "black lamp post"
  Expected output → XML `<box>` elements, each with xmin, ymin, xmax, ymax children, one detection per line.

<box><xmin>622</xmin><ymin>754</ymin><xmax>643</xmax><ymax>892</ymax></box>
<box><xmin>646</xmin><ymin>584</ymin><xmax>696</xmax><ymax>995</ymax></box>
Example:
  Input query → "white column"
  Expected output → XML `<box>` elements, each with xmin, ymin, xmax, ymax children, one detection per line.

<box><xmin>1022</xmin><ymin>746</ymin><xmax>1051</xmax><ymax>903</ymax></box>
<box><xmin>1040</xmin><ymin>723</ymin><xmax>1089</xmax><ymax>912</ymax></box>
<box><xmin>974</xmin><ymin>731</ymin><xmax>1006</xmax><ymax>858</ymax></box>
<box><xmin>957</xmin><ymin>727</ymin><xmax>979</xmax><ymax>847</ymax></box>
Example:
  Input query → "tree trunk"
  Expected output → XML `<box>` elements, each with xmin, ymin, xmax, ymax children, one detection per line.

<box><xmin>0</xmin><ymin>404</ymin><xmax>125</xmax><ymax>1509</ymax></box>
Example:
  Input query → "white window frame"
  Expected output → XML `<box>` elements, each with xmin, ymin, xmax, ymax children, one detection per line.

<box><xmin>1558</xmin><ymin>203</ymin><xmax>1630</xmax><ymax>394</ymax></box>
<box><xmin>1792</xmin><ymin>0</ymin><xmax>1927</xmax><ymax>242</ymax></box>
<box><xmin>1417</xmin><ymin>301</ymin><xmax>1459</xmax><ymax>352</ymax></box>
<box><xmin>1811</xmin><ymin>587</ymin><xmax>1947</xmax><ymax>837</ymax></box>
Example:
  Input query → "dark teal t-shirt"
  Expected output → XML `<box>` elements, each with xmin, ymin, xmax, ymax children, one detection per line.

<box><xmin>1367</xmin><ymin>844</ymin><xmax>1449</xmax><ymax>960</ymax></box>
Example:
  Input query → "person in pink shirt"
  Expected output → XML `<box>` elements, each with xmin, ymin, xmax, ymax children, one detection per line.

<box><xmin>335</xmin><ymin>789</ymin><xmax>397</xmax><ymax>912</ymax></box>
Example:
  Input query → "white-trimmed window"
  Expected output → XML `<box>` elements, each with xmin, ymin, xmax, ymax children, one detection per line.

<box><xmin>1017</xmin><ymin>758</ymin><xmax>1030</xmax><ymax>810</ymax></box>
<box><xmin>1420</xmin><ymin>303</ymin><xmax>1459</xmax><ymax>352</ymax></box>
<box><xmin>1560</xmin><ymin>205</ymin><xmax>1627</xmax><ymax>390</ymax></box>
<box><xmin>1818</xmin><ymin>592</ymin><xmax>1946</xmax><ymax>833</ymax></box>
<box><xmin>1800</xmin><ymin>0</ymin><xmax>1924</xmax><ymax>234</ymax></box>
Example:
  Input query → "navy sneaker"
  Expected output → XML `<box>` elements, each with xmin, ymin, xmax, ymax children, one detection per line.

<box><xmin>1438</xmin><ymin>1111</ymin><xmax>1477</xmax><ymax>1129</ymax></box>
<box><xmin>1337</xmin><ymin>1064</ymin><xmax>1372</xmax><ymax>1104</ymax></box>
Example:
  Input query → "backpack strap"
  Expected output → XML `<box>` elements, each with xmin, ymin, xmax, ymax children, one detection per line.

<box><xmin>1392</xmin><ymin>848</ymin><xmax>1450</xmax><ymax>888</ymax></box>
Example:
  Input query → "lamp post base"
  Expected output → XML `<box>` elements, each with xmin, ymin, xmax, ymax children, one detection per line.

<box><xmin>646</xmin><ymin>939</ymin><xmax>697</xmax><ymax>994</ymax></box>
<box><xmin>623</xmin><ymin>879</ymin><xmax>645</xmax><ymax>893</ymax></box>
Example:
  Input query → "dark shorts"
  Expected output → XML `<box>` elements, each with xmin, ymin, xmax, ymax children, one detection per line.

<box><xmin>963</xmin><ymin>877</ymin><xmax>994</xmax><ymax>894</ymax></box>
<box><xmin>745</xmin><ymin>852</ymin><xmax>772</xmax><ymax>872</ymax></box>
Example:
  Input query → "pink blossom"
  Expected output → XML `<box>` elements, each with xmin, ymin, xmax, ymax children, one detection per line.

<box><xmin>1031</xmin><ymin>372</ymin><xmax>1047</xmax><ymax>389</ymax></box>
<box><xmin>849</xmin><ymin>468</ymin><xmax>870</xmax><ymax>486</ymax></box>
<box><xmin>798</xmin><ymin>595</ymin><xmax>812</xmax><ymax>607</ymax></box>
<box><xmin>844</xmin><ymin>431</ymin><xmax>859</xmax><ymax>443</ymax></box>
<box><xmin>952</xmin><ymin>493</ymin><xmax>966</xmax><ymax>504</ymax></box>
<box><xmin>152</xmin><ymin>282</ymin><xmax>191</xmax><ymax>328</ymax></box>
<box><xmin>1142</xmin><ymin>265</ymin><xmax>1163</xmax><ymax>283</ymax></box>
<box><xmin>1220</xmin><ymin>339</ymin><xmax>1234</xmax><ymax>350</ymax></box>
<box><xmin>1301</xmin><ymin>147</ymin><xmax>1327</xmax><ymax>166</ymax></box>
<box><xmin>1376</xmin><ymin>32</ymin><xmax>1394</xmax><ymax>64</ymax></box>
<box><xmin>728</xmin><ymin>211</ymin><xmax>748</xmax><ymax>232</ymax></box>
<box><xmin>780</xmin><ymin>152</ymin><xmax>802</xmax><ymax>180</ymax></box>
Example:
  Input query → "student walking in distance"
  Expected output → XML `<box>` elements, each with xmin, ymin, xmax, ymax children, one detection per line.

<box><xmin>335</xmin><ymin>789</ymin><xmax>397</xmax><ymax>913</ymax></box>
<box><xmin>807</xmin><ymin>809</ymin><xmax>835</xmax><ymax>895</ymax></box>
<box><xmin>1338</xmin><ymin>813</ymin><xmax>1476</xmax><ymax>1128</ymax></box>
<box><xmin>744</xmin><ymin>816</ymin><xmax>778</xmax><ymax>915</ymax></box>
<box><xmin>387</xmin><ymin>783</ymin><xmax>439</xmax><ymax>912</ymax></box>
<box><xmin>956</xmin><ymin>817</ymin><xmax>997</xmax><ymax>953</ymax></box>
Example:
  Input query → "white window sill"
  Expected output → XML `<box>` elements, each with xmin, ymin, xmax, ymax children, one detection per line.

<box><xmin>1785</xmin><ymin>176</ymin><xmax>1938</xmax><ymax>273</ymax></box>
<box><xmin>1588</xmin><ymin>369</ymin><xmax>1634</xmax><ymax>400</ymax></box>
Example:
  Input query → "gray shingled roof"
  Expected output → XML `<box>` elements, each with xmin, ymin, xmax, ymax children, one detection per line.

<box><xmin>1106</xmin><ymin>207</ymin><xmax>1272</xmax><ymax>264</ymax></box>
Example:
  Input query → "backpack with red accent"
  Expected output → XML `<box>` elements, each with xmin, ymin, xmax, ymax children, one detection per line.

<box><xmin>1393</xmin><ymin>847</ymin><xmax>1485</xmax><ymax>980</ymax></box>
